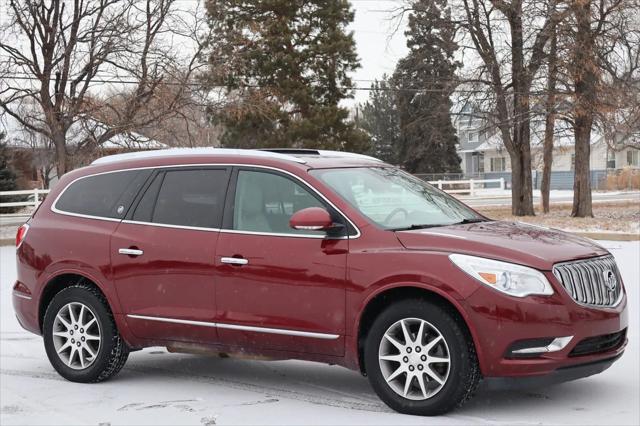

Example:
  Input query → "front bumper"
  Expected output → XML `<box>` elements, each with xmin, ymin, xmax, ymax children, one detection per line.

<box><xmin>463</xmin><ymin>270</ymin><xmax>628</xmax><ymax>378</ymax></box>
<box><xmin>482</xmin><ymin>353</ymin><xmax>623</xmax><ymax>390</ymax></box>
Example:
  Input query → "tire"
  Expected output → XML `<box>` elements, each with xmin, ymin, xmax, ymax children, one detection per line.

<box><xmin>364</xmin><ymin>299</ymin><xmax>480</xmax><ymax>416</ymax></box>
<box><xmin>43</xmin><ymin>284</ymin><xmax>129</xmax><ymax>383</ymax></box>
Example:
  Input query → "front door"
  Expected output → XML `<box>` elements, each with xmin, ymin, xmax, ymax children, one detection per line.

<box><xmin>111</xmin><ymin>167</ymin><xmax>231</xmax><ymax>343</ymax></box>
<box><xmin>214</xmin><ymin>168</ymin><xmax>349</xmax><ymax>356</ymax></box>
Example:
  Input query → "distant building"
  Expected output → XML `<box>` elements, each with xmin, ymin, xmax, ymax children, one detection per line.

<box><xmin>2</xmin><ymin>115</ymin><xmax>167</xmax><ymax>189</ymax></box>
<box><xmin>454</xmin><ymin>108</ymin><xmax>640</xmax><ymax>189</ymax></box>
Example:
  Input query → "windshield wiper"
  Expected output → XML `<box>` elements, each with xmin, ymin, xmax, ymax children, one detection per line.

<box><xmin>390</xmin><ymin>218</ymin><xmax>488</xmax><ymax>232</ymax></box>
<box><xmin>452</xmin><ymin>218</ymin><xmax>488</xmax><ymax>225</ymax></box>
<box><xmin>389</xmin><ymin>224</ymin><xmax>446</xmax><ymax>231</ymax></box>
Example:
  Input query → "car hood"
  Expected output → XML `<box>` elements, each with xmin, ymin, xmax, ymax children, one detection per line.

<box><xmin>394</xmin><ymin>221</ymin><xmax>609</xmax><ymax>270</ymax></box>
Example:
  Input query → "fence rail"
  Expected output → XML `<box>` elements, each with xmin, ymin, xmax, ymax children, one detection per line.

<box><xmin>0</xmin><ymin>188</ymin><xmax>50</xmax><ymax>209</ymax></box>
<box><xmin>427</xmin><ymin>178</ymin><xmax>506</xmax><ymax>196</ymax></box>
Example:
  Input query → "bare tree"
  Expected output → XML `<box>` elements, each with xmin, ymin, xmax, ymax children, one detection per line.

<box><xmin>0</xmin><ymin>0</ymin><xmax>209</xmax><ymax>177</ymax></box>
<box><xmin>562</xmin><ymin>0</ymin><xmax>639</xmax><ymax>217</ymax></box>
<box><xmin>541</xmin><ymin>3</ymin><xmax>560</xmax><ymax>213</ymax></box>
<box><xmin>454</xmin><ymin>0</ymin><xmax>570</xmax><ymax>216</ymax></box>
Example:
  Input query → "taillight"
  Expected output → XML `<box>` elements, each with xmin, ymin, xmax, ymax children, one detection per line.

<box><xmin>16</xmin><ymin>224</ymin><xmax>30</xmax><ymax>248</ymax></box>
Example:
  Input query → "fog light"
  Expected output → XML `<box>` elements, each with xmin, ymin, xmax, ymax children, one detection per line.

<box><xmin>506</xmin><ymin>336</ymin><xmax>573</xmax><ymax>358</ymax></box>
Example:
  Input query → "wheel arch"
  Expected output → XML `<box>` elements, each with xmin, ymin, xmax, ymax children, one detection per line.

<box><xmin>355</xmin><ymin>284</ymin><xmax>482</xmax><ymax>375</ymax></box>
<box><xmin>38</xmin><ymin>272</ymin><xmax>113</xmax><ymax>333</ymax></box>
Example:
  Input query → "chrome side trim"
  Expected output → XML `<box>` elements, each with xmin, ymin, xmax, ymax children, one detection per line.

<box><xmin>50</xmin><ymin>208</ymin><xmax>123</xmax><ymax>223</ymax></box>
<box><xmin>122</xmin><ymin>219</ymin><xmax>221</xmax><ymax>233</ymax></box>
<box><xmin>51</xmin><ymin>163</ymin><xmax>361</xmax><ymax>239</ymax></box>
<box><xmin>215</xmin><ymin>322</ymin><xmax>340</xmax><ymax>340</ymax></box>
<box><xmin>12</xmin><ymin>292</ymin><xmax>33</xmax><ymax>300</ymax></box>
<box><xmin>127</xmin><ymin>314</ymin><xmax>217</xmax><ymax>328</ymax></box>
<box><xmin>219</xmin><ymin>229</ymin><xmax>326</xmax><ymax>239</ymax></box>
<box><xmin>511</xmin><ymin>336</ymin><xmax>574</xmax><ymax>354</ymax></box>
<box><xmin>126</xmin><ymin>314</ymin><xmax>340</xmax><ymax>340</ymax></box>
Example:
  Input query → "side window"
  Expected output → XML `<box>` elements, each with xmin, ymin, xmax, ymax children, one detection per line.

<box><xmin>133</xmin><ymin>168</ymin><xmax>228</xmax><ymax>229</ymax></box>
<box><xmin>232</xmin><ymin>170</ymin><xmax>327</xmax><ymax>235</ymax></box>
<box><xmin>55</xmin><ymin>170</ymin><xmax>151</xmax><ymax>219</ymax></box>
<box><xmin>132</xmin><ymin>173</ymin><xmax>163</xmax><ymax>223</ymax></box>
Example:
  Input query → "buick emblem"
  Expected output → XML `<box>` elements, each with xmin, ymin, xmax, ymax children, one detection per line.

<box><xmin>603</xmin><ymin>270</ymin><xmax>618</xmax><ymax>292</ymax></box>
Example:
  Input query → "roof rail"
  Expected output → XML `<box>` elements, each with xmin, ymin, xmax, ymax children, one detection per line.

<box><xmin>258</xmin><ymin>148</ymin><xmax>321</xmax><ymax>155</ymax></box>
<box><xmin>317</xmin><ymin>150</ymin><xmax>383</xmax><ymax>162</ymax></box>
<box><xmin>91</xmin><ymin>147</ymin><xmax>307</xmax><ymax>166</ymax></box>
<box><xmin>259</xmin><ymin>148</ymin><xmax>382</xmax><ymax>162</ymax></box>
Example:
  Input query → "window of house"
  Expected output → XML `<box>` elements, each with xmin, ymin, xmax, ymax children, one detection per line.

<box><xmin>467</xmin><ymin>132</ymin><xmax>479</xmax><ymax>143</ymax></box>
<box><xmin>607</xmin><ymin>150</ymin><xmax>616</xmax><ymax>169</ymax></box>
<box><xmin>478</xmin><ymin>153</ymin><xmax>485</xmax><ymax>173</ymax></box>
<box><xmin>627</xmin><ymin>150</ymin><xmax>639</xmax><ymax>167</ymax></box>
<box><xmin>490</xmin><ymin>157</ymin><xmax>506</xmax><ymax>172</ymax></box>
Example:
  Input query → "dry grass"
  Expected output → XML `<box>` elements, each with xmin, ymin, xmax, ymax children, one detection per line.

<box><xmin>476</xmin><ymin>201</ymin><xmax>640</xmax><ymax>234</ymax></box>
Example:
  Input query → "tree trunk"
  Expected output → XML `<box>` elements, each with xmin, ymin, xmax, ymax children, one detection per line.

<box><xmin>53</xmin><ymin>132</ymin><xmax>68</xmax><ymax>179</ymax></box>
<box><xmin>541</xmin><ymin>116</ymin><xmax>555</xmax><ymax>213</ymax></box>
<box><xmin>510</xmin><ymin>143</ymin><xmax>535</xmax><ymax>216</ymax></box>
<box><xmin>508</xmin><ymin>9</ymin><xmax>535</xmax><ymax>216</ymax></box>
<box><xmin>572</xmin><ymin>116</ymin><xmax>594</xmax><ymax>217</ymax></box>
<box><xmin>571</xmin><ymin>0</ymin><xmax>596</xmax><ymax>218</ymax></box>
<box><xmin>541</xmin><ymin>26</ymin><xmax>558</xmax><ymax>214</ymax></box>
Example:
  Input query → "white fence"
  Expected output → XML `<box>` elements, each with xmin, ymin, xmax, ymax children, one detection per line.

<box><xmin>428</xmin><ymin>178</ymin><xmax>506</xmax><ymax>196</ymax></box>
<box><xmin>0</xmin><ymin>188</ymin><xmax>50</xmax><ymax>211</ymax></box>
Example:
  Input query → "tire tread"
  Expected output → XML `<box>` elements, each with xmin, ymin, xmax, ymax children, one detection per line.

<box><xmin>43</xmin><ymin>282</ymin><xmax>129</xmax><ymax>383</ymax></box>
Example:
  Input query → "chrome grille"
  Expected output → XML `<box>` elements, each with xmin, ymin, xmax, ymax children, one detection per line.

<box><xmin>553</xmin><ymin>256</ymin><xmax>623</xmax><ymax>308</ymax></box>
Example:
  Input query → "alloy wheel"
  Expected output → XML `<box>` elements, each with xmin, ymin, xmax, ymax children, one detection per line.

<box><xmin>378</xmin><ymin>317</ymin><xmax>451</xmax><ymax>400</ymax></box>
<box><xmin>52</xmin><ymin>302</ymin><xmax>101</xmax><ymax>370</ymax></box>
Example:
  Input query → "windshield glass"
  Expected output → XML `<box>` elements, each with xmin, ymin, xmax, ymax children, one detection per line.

<box><xmin>310</xmin><ymin>167</ymin><xmax>485</xmax><ymax>230</ymax></box>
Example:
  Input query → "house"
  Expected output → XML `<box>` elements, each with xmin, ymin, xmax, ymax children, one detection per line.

<box><xmin>2</xmin><ymin>115</ymin><xmax>167</xmax><ymax>189</ymax></box>
<box><xmin>455</xmin><ymin>110</ymin><xmax>640</xmax><ymax>190</ymax></box>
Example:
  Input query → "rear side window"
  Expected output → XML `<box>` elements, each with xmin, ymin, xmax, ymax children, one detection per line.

<box><xmin>55</xmin><ymin>170</ymin><xmax>151</xmax><ymax>219</ymax></box>
<box><xmin>132</xmin><ymin>168</ymin><xmax>229</xmax><ymax>229</ymax></box>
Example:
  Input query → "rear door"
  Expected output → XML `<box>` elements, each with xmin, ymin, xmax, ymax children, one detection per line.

<box><xmin>111</xmin><ymin>166</ymin><xmax>231</xmax><ymax>343</ymax></box>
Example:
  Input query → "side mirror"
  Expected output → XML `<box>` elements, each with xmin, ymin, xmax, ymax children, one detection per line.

<box><xmin>290</xmin><ymin>207</ymin><xmax>334</xmax><ymax>231</ymax></box>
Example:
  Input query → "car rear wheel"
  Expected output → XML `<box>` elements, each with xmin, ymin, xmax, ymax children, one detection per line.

<box><xmin>364</xmin><ymin>299</ymin><xmax>480</xmax><ymax>415</ymax></box>
<box><xmin>43</xmin><ymin>284</ymin><xmax>129</xmax><ymax>382</ymax></box>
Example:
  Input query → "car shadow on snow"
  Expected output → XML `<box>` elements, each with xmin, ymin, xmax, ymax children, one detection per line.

<box><xmin>114</xmin><ymin>350</ymin><xmax>608</xmax><ymax>416</ymax></box>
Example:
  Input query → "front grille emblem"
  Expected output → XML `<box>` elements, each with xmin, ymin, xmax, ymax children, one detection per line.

<box><xmin>603</xmin><ymin>270</ymin><xmax>618</xmax><ymax>292</ymax></box>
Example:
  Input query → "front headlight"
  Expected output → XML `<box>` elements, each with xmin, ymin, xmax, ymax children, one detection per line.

<box><xmin>449</xmin><ymin>254</ymin><xmax>554</xmax><ymax>298</ymax></box>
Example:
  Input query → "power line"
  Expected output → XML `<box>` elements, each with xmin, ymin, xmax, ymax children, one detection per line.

<box><xmin>3</xmin><ymin>74</ymin><xmax>489</xmax><ymax>94</ymax></box>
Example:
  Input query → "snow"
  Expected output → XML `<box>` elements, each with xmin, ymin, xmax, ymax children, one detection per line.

<box><xmin>1</xmin><ymin>243</ymin><xmax>639</xmax><ymax>425</ymax></box>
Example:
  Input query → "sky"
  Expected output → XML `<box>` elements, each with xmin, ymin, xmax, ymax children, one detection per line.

<box><xmin>347</xmin><ymin>0</ymin><xmax>409</xmax><ymax>104</ymax></box>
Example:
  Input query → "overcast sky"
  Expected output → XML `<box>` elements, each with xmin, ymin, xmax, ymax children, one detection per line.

<box><xmin>348</xmin><ymin>0</ymin><xmax>408</xmax><ymax>105</ymax></box>
<box><xmin>0</xmin><ymin>0</ymin><xmax>408</xmax><ymax>110</ymax></box>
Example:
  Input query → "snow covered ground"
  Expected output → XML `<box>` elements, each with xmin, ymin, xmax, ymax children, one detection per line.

<box><xmin>1</xmin><ymin>242</ymin><xmax>639</xmax><ymax>425</ymax></box>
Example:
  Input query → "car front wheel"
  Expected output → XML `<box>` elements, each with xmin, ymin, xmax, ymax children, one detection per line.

<box><xmin>364</xmin><ymin>299</ymin><xmax>480</xmax><ymax>415</ymax></box>
<box><xmin>43</xmin><ymin>283</ymin><xmax>129</xmax><ymax>383</ymax></box>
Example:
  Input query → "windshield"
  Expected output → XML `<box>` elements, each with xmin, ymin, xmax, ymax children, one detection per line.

<box><xmin>310</xmin><ymin>167</ymin><xmax>485</xmax><ymax>230</ymax></box>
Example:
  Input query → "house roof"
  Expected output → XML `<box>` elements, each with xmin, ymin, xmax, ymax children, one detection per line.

<box><xmin>458</xmin><ymin>126</ymin><xmax>605</xmax><ymax>153</ymax></box>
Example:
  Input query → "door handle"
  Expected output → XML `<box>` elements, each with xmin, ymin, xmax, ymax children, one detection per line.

<box><xmin>220</xmin><ymin>257</ymin><xmax>249</xmax><ymax>266</ymax></box>
<box><xmin>119</xmin><ymin>248</ymin><xmax>144</xmax><ymax>257</ymax></box>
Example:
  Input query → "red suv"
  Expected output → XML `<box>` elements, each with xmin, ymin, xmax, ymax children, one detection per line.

<box><xmin>12</xmin><ymin>148</ymin><xmax>627</xmax><ymax>415</ymax></box>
